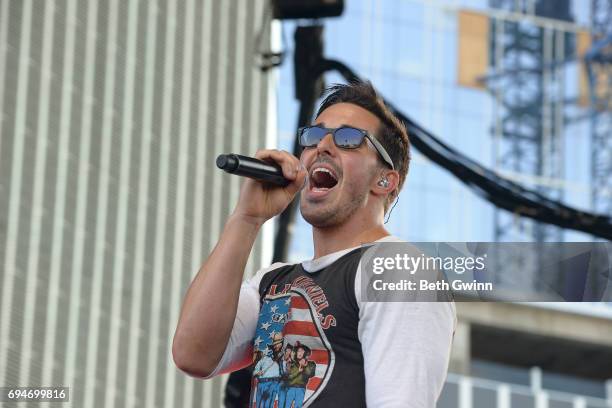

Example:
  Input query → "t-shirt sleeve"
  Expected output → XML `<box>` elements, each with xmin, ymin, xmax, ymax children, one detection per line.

<box><xmin>355</xmin><ymin>266</ymin><xmax>457</xmax><ymax>407</ymax></box>
<box><xmin>204</xmin><ymin>262</ymin><xmax>289</xmax><ymax>378</ymax></box>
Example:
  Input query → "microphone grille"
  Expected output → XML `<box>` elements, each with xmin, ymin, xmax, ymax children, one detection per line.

<box><xmin>216</xmin><ymin>154</ymin><xmax>229</xmax><ymax>169</ymax></box>
<box><xmin>216</xmin><ymin>154</ymin><xmax>238</xmax><ymax>172</ymax></box>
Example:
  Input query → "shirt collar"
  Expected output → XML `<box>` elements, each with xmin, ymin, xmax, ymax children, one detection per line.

<box><xmin>301</xmin><ymin>235</ymin><xmax>402</xmax><ymax>273</ymax></box>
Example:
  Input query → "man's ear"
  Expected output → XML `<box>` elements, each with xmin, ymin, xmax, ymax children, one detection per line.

<box><xmin>372</xmin><ymin>170</ymin><xmax>400</xmax><ymax>198</ymax></box>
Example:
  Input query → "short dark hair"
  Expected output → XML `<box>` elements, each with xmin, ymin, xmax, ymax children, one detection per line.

<box><xmin>296</xmin><ymin>344</ymin><xmax>311</xmax><ymax>357</ymax></box>
<box><xmin>315</xmin><ymin>81</ymin><xmax>410</xmax><ymax>210</ymax></box>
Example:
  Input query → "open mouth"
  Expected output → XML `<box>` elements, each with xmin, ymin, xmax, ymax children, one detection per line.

<box><xmin>309</xmin><ymin>166</ymin><xmax>339</xmax><ymax>192</ymax></box>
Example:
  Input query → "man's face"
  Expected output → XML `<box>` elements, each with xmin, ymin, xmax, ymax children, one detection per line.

<box><xmin>300</xmin><ymin>103</ymin><xmax>382</xmax><ymax>227</ymax></box>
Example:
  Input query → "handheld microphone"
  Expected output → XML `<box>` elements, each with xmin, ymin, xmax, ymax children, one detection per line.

<box><xmin>216</xmin><ymin>153</ymin><xmax>290</xmax><ymax>187</ymax></box>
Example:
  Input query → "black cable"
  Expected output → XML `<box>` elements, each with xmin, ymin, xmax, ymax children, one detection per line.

<box><xmin>384</xmin><ymin>195</ymin><xmax>399</xmax><ymax>225</ymax></box>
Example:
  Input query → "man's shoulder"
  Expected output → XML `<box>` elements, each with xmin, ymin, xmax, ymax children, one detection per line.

<box><xmin>244</xmin><ymin>261</ymin><xmax>299</xmax><ymax>294</ymax></box>
<box><xmin>256</xmin><ymin>261</ymin><xmax>296</xmax><ymax>276</ymax></box>
<box><xmin>249</xmin><ymin>261</ymin><xmax>297</xmax><ymax>282</ymax></box>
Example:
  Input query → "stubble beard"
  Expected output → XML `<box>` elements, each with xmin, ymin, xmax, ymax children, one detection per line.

<box><xmin>300</xmin><ymin>180</ymin><xmax>369</xmax><ymax>228</ymax></box>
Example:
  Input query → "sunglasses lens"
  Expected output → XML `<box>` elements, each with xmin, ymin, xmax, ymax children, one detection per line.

<box><xmin>334</xmin><ymin>127</ymin><xmax>364</xmax><ymax>148</ymax></box>
<box><xmin>300</xmin><ymin>126</ymin><xmax>328</xmax><ymax>146</ymax></box>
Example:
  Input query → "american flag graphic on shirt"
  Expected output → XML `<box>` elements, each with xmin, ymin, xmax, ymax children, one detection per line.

<box><xmin>250</xmin><ymin>287</ymin><xmax>335</xmax><ymax>408</ymax></box>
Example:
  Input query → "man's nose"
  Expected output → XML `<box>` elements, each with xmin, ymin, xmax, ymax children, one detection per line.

<box><xmin>316</xmin><ymin>132</ymin><xmax>336</xmax><ymax>155</ymax></box>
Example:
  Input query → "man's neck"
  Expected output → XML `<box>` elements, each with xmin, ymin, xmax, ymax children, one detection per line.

<box><xmin>311</xmin><ymin>218</ymin><xmax>390</xmax><ymax>259</ymax></box>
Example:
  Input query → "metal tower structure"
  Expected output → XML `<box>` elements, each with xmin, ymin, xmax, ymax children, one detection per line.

<box><xmin>487</xmin><ymin>0</ymin><xmax>572</xmax><ymax>243</ymax></box>
<box><xmin>588</xmin><ymin>0</ymin><xmax>612</xmax><ymax>216</ymax></box>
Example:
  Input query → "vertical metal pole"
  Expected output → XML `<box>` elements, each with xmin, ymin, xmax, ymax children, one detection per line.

<box><xmin>272</xmin><ymin>25</ymin><xmax>325</xmax><ymax>262</ymax></box>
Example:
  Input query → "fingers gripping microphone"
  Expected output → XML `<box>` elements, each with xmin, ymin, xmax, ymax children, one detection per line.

<box><xmin>216</xmin><ymin>154</ymin><xmax>290</xmax><ymax>187</ymax></box>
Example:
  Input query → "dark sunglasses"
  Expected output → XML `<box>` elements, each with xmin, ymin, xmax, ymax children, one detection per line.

<box><xmin>298</xmin><ymin>125</ymin><xmax>395</xmax><ymax>170</ymax></box>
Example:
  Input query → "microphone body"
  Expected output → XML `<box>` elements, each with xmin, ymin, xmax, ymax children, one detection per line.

<box><xmin>216</xmin><ymin>153</ymin><xmax>290</xmax><ymax>187</ymax></box>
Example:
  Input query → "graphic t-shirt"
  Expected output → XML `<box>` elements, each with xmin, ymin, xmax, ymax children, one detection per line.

<box><xmin>251</xmin><ymin>248</ymin><xmax>365</xmax><ymax>407</ymax></box>
<box><xmin>206</xmin><ymin>237</ymin><xmax>456</xmax><ymax>408</ymax></box>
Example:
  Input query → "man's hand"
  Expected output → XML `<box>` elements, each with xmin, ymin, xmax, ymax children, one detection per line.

<box><xmin>232</xmin><ymin>149</ymin><xmax>307</xmax><ymax>225</ymax></box>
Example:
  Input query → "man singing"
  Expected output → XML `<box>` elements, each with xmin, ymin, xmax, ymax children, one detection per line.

<box><xmin>173</xmin><ymin>81</ymin><xmax>456</xmax><ymax>407</ymax></box>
